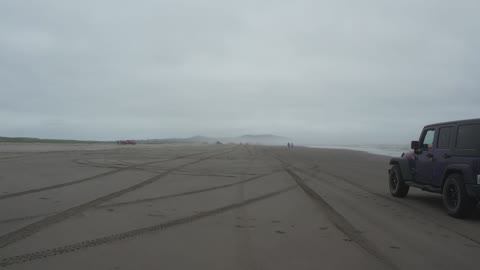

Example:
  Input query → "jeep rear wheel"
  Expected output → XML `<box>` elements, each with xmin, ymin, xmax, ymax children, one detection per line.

<box><xmin>442</xmin><ymin>174</ymin><xmax>476</xmax><ymax>218</ymax></box>
<box><xmin>389</xmin><ymin>165</ymin><xmax>409</xmax><ymax>197</ymax></box>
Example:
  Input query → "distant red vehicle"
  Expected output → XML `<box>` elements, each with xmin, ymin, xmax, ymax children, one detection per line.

<box><xmin>117</xmin><ymin>140</ymin><xmax>136</xmax><ymax>145</ymax></box>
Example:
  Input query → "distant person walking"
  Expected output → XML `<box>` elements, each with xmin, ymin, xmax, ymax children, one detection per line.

<box><xmin>287</xmin><ymin>142</ymin><xmax>291</xmax><ymax>149</ymax></box>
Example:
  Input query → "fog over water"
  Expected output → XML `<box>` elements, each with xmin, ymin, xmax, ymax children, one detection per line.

<box><xmin>1</xmin><ymin>1</ymin><xmax>479</xmax><ymax>144</ymax></box>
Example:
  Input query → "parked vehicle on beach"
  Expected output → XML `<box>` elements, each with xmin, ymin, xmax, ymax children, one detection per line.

<box><xmin>389</xmin><ymin>119</ymin><xmax>480</xmax><ymax>218</ymax></box>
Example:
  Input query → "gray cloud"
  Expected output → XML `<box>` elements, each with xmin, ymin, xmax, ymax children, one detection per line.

<box><xmin>1</xmin><ymin>0</ymin><xmax>479</xmax><ymax>144</ymax></box>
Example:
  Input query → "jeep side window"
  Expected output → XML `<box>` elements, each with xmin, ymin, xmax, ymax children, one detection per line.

<box><xmin>437</xmin><ymin>127</ymin><xmax>452</xmax><ymax>149</ymax></box>
<box><xmin>421</xmin><ymin>129</ymin><xmax>435</xmax><ymax>150</ymax></box>
<box><xmin>456</xmin><ymin>124</ymin><xmax>480</xmax><ymax>149</ymax></box>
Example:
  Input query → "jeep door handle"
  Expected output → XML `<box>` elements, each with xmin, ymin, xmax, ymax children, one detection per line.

<box><xmin>426</xmin><ymin>153</ymin><xmax>434</xmax><ymax>158</ymax></box>
<box><xmin>443</xmin><ymin>153</ymin><xmax>451</xmax><ymax>159</ymax></box>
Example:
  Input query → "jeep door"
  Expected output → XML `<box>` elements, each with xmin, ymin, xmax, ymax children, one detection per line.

<box><xmin>432</xmin><ymin>126</ymin><xmax>454</xmax><ymax>187</ymax></box>
<box><xmin>415</xmin><ymin>128</ymin><xmax>436</xmax><ymax>184</ymax></box>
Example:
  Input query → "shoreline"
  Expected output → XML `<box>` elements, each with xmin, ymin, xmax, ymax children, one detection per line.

<box><xmin>305</xmin><ymin>144</ymin><xmax>409</xmax><ymax>157</ymax></box>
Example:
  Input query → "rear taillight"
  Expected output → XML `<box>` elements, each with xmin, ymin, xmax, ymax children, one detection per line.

<box><xmin>477</xmin><ymin>175</ymin><xmax>480</xmax><ymax>185</ymax></box>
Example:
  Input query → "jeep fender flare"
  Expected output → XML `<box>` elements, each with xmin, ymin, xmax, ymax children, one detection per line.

<box><xmin>389</xmin><ymin>158</ymin><xmax>413</xmax><ymax>180</ymax></box>
<box><xmin>442</xmin><ymin>164</ymin><xmax>474</xmax><ymax>186</ymax></box>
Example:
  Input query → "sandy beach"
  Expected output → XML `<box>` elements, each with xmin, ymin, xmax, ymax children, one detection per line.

<box><xmin>0</xmin><ymin>143</ymin><xmax>479</xmax><ymax>270</ymax></box>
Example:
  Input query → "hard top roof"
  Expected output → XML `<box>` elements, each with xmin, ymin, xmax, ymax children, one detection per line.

<box><xmin>424</xmin><ymin>118</ymin><xmax>480</xmax><ymax>128</ymax></box>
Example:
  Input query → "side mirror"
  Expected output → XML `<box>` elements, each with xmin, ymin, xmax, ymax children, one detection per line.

<box><xmin>411</xmin><ymin>141</ymin><xmax>420</xmax><ymax>150</ymax></box>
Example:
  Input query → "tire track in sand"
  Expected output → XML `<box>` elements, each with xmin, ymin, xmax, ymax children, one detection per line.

<box><xmin>0</xmin><ymin>185</ymin><xmax>296</xmax><ymax>267</ymax></box>
<box><xmin>0</xmin><ymin>147</ymin><xmax>240</xmax><ymax>249</ymax></box>
<box><xmin>298</xmin><ymin>165</ymin><xmax>480</xmax><ymax>247</ymax></box>
<box><xmin>273</xmin><ymin>155</ymin><xmax>399</xmax><ymax>270</ymax></box>
<box><xmin>0</xmin><ymin>148</ymin><xmax>229</xmax><ymax>201</ymax></box>
<box><xmin>97</xmin><ymin>170</ymin><xmax>281</xmax><ymax>210</ymax></box>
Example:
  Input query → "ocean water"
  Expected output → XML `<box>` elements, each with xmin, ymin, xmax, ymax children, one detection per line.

<box><xmin>308</xmin><ymin>144</ymin><xmax>411</xmax><ymax>157</ymax></box>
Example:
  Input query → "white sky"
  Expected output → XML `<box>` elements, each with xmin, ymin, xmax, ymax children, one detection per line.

<box><xmin>1</xmin><ymin>0</ymin><xmax>479</xmax><ymax>144</ymax></box>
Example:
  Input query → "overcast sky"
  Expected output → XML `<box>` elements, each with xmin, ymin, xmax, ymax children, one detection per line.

<box><xmin>1</xmin><ymin>0</ymin><xmax>479</xmax><ymax>144</ymax></box>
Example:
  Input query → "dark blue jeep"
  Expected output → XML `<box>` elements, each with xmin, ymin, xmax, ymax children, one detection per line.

<box><xmin>389</xmin><ymin>119</ymin><xmax>480</xmax><ymax>218</ymax></box>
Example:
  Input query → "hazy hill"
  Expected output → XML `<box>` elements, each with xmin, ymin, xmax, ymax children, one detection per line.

<box><xmin>139</xmin><ymin>134</ymin><xmax>290</xmax><ymax>145</ymax></box>
<box><xmin>222</xmin><ymin>134</ymin><xmax>290</xmax><ymax>145</ymax></box>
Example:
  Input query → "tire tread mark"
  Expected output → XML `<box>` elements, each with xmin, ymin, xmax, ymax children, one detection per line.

<box><xmin>0</xmin><ymin>185</ymin><xmax>296</xmax><ymax>267</ymax></box>
<box><xmin>0</xmin><ymin>148</ymin><xmax>125</xmax><ymax>161</ymax></box>
<box><xmin>0</xmin><ymin>214</ymin><xmax>51</xmax><ymax>225</ymax></box>
<box><xmin>97</xmin><ymin>170</ymin><xmax>281</xmax><ymax>209</ymax></box>
<box><xmin>169</xmin><ymin>172</ymin><xmax>236</xmax><ymax>178</ymax></box>
<box><xmin>0</xmin><ymin>147</ymin><xmax>240</xmax><ymax>249</ymax></box>
<box><xmin>244</xmin><ymin>145</ymin><xmax>254</xmax><ymax>157</ymax></box>
<box><xmin>272</xmin><ymin>146</ymin><xmax>480</xmax><ymax>246</ymax></box>
<box><xmin>304</xmin><ymin>167</ymin><xmax>480</xmax><ymax>246</ymax></box>
<box><xmin>279</xmin><ymin>163</ymin><xmax>399</xmax><ymax>270</ymax></box>
<box><xmin>0</xmin><ymin>148</ymin><xmax>229</xmax><ymax>201</ymax></box>
<box><xmin>275</xmin><ymin>150</ymin><xmax>480</xmax><ymax>256</ymax></box>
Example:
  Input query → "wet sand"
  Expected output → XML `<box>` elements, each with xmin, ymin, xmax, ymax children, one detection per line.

<box><xmin>0</xmin><ymin>143</ymin><xmax>479</xmax><ymax>269</ymax></box>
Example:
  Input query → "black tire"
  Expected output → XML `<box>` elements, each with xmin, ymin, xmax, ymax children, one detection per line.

<box><xmin>389</xmin><ymin>165</ymin><xmax>409</xmax><ymax>197</ymax></box>
<box><xmin>442</xmin><ymin>173</ymin><xmax>476</xmax><ymax>218</ymax></box>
